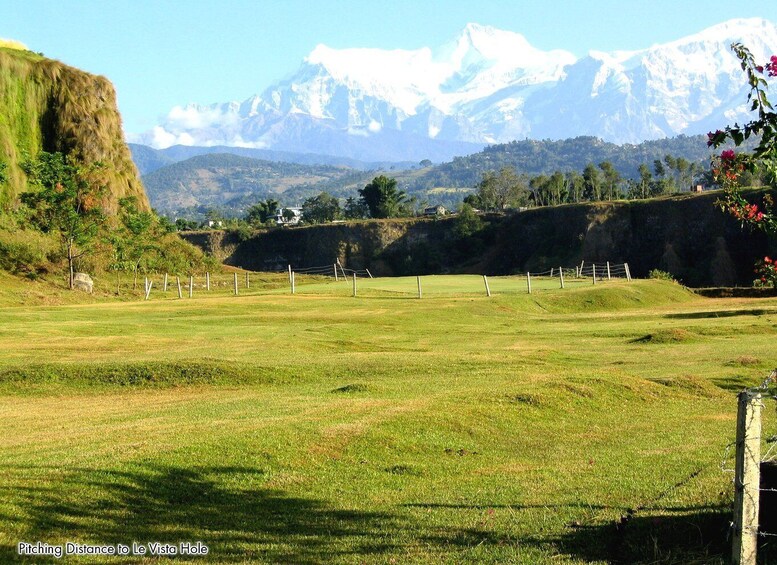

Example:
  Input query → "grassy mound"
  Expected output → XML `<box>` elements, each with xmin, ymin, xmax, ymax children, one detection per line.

<box><xmin>0</xmin><ymin>359</ymin><xmax>262</xmax><ymax>390</ymax></box>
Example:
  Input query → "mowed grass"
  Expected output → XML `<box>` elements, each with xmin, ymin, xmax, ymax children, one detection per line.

<box><xmin>0</xmin><ymin>277</ymin><xmax>774</xmax><ymax>563</ymax></box>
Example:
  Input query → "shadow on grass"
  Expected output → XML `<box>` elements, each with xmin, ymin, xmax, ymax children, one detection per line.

<box><xmin>0</xmin><ymin>463</ymin><xmax>750</xmax><ymax>563</ymax></box>
<box><xmin>710</xmin><ymin>374</ymin><xmax>755</xmax><ymax>392</ymax></box>
<box><xmin>0</xmin><ymin>464</ymin><xmax>406</xmax><ymax>563</ymax></box>
<box><xmin>545</xmin><ymin>508</ymin><xmax>732</xmax><ymax>564</ymax></box>
<box><xmin>407</xmin><ymin>502</ymin><xmax>733</xmax><ymax>564</ymax></box>
<box><xmin>3</xmin><ymin>464</ymin><xmax>550</xmax><ymax>563</ymax></box>
<box><xmin>664</xmin><ymin>308</ymin><xmax>777</xmax><ymax>320</ymax></box>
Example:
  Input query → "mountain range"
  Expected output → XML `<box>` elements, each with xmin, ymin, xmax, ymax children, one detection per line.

<box><xmin>131</xmin><ymin>18</ymin><xmax>777</xmax><ymax>163</ymax></box>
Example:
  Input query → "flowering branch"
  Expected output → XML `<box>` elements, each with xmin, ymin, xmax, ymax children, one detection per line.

<box><xmin>708</xmin><ymin>44</ymin><xmax>777</xmax><ymax>184</ymax></box>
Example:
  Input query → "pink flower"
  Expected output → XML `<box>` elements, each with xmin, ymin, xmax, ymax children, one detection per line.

<box><xmin>721</xmin><ymin>150</ymin><xmax>736</xmax><ymax>161</ymax></box>
<box><xmin>767</xmin><ymin>55</ymin><xmax>777</xmax><ymax>77</ymax></box>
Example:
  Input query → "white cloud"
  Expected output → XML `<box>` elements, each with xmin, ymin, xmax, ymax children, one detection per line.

<box><xmin>368</xmin><ymin>120</ymin><xmax>382</xmax><ymax>133</ymax></box>
<box><xmin>165</xmin><ymin>104</ymin><xmax>240</xmax><ymax>131</ymax></box>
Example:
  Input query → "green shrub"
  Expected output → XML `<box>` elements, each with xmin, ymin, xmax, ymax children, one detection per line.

<box><xmin>0</xmin><ymin>228</ymin><xmax>57</xmax><ymax>274</ymax></box>
<box><xmin>648</xmin><ymin>269</ymin><xmax>676</xmax><ymax>281</ymax></box>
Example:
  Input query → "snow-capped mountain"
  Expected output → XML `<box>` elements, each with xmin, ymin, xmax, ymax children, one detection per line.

<box><xmin>135</xmin><ymin>18</ymin><xmax>777</xmax><ymax>162</ymax></box>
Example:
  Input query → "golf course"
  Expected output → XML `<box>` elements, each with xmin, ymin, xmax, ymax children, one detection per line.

<box><xmin>0</xmin><ymin>273</ymin><xmax>771</xmax><ymax>563</ymax></box>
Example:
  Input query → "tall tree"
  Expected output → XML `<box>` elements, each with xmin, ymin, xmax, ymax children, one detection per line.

<box><xmin>359</xmin><ymin>175</ymin><xmax>407</xmax><ymax>218</ymax></box>
<box><xmin>547</xmin><ymin>171</ymin><xmax>567</xmax><ymax>205</ymax></box>
<box><xmin>634</xmin><ymin>164</ymin><xmax>653</xmax><ymax>199</ymax></box>
<box><xmin>565</xmin><ymin>171</ymin><xmax>585</xmax><ymax>203</ymax></box>
<box><xmin>301</xmin><ymin>192</ymin><xmax>341</xmax><ymax>224</ymax></box>
<box><xmin>582</xmin><ymin>163</ymin><xmax>601</xmax><ymax>201</ymax></box>
<box><xmin>475</xmin><ymin>167</ymin><xmax>528</xmax><ymax>211</ymax></box>
<box><xmin>117</xmin><ymin>196</ymin><xmax>156</xmax><ymax>290</ymax></box>
<box><xmin>598</xmin><ymin>161</ymin><xmax>622</xmax><ymax>200</ymax></box>
<box><xmin>21</xmin><ymin>152</ymin><xmax>106</xmax><ymax>289</ymax></box>
<box><xmin>343</xmin><ymin>196</ymin><xmax>368</xmax><ymax>220</ymax></box>
<box><xmin>245</xmin><ymin>199</ymin><xmax>279</xmax><ymax>226</ymax></box>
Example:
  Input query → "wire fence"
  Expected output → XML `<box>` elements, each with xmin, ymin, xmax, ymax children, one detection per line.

<box><xmin>130</xmin><ymin>261</ymin><xmax>633</xmax><ymax>301</ymax></box>
<box><xmin>293</xmin><ymin>261</ymin><xmax>372</xmax><ymax>280</ymax></box>
<box><xmin>722</xmin><ymin>370</ymin><xmax>777</xmax><ymax>565</ymax></box>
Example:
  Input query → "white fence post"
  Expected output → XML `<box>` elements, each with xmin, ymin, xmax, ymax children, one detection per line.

<box><xmin>732</xmin><ymin>391</ymin><xmax>762</xmax><ymax>565</ymax></box>
<box><xmin>366</xmin><ymin>268</ymin><xmax>373</xmax><ymax>279</ymax></box>
<box><xmin>176</xmin><ymin>276</ymin><xmax>182</xmax><ymax>299</ymax></box>
<box><xmin>559</xmin><ymin>267</ymin><xmax>565</xmax><ymax>289</ymax></box>
<box><xmin>234</xmin><ymin>273</ymin><xmax>238</xmax><ymax>295</ymax></box>
<box><xmin>337</xmin><ymin>258</ymin><xmax>347</xmax><ymax>281</ymax></box>
<box><xmin>144</xmin><ymin>281</ymin><xmax>153</xmax><ymax>300</ymax></box>
<box><xmin>417</xmin><ymin>276</ymin><xmax>422</xmax><ymax>299</ymax></box>
<box><xmin>483</xmin><ymin>275</ymin><xmax>491</xmax><ymax>297</ymax></box>
<box><xmin>352</xmin><ymin>273</ymin><xmax>357</xmax><ymax>297</ymax></box>
<box><xmin>593</xmin><ymin>264</ymin><xmax>597</xmax><ymax>285</ymax></box>
<box><xmin>246</xmin><ymin>272</ymin><xmax>250</xmax><ymax>289</ymax></box>
<box><xmin>625</xmin><ymin>263</ymin><xmax>632</xmax><ymax>282</ymax></box>
<box><xmin>189</xmin><ymin>276</ymin><xmax>193</xmax><ymax>298</ymax></box>
<box><xmin>334</xmin><ymin>264</ymin><xmax>338</xmax><ymax>281</ymax></box>
<box><xmin>526</xmin><ymin>272</ymin><xmax>532</xmax><ymax>294</ymax></box>
<box><xmin>291</xmin><ymin>271</ymin><xmax>295</xmax><ymax>294</ymax></box>
<box><xmin>206</xmin><ymin>272</ymin><xmax>210</xmax><ymax>291</ymax></box>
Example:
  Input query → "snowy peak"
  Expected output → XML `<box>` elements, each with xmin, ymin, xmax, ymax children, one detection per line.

<box><xmin>135</xmin><ymin>18</ymin><xmax>777</xmax><ymax>163</ymax></box>
<box><xmin>675</xmin><ymin>17</ymin><xmax>777</xmax><ymax>46</ymax></box>
<box><xmin>437</xmin><ymin>23</ymin><xmax>576</xmax><ymax>86</ymax></box>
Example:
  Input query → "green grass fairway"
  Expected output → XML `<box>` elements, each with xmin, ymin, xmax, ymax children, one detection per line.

<box><xmin>0</xmin><ymin>278</ymin><xmax>773</xmax><ymax>563</ymax></box>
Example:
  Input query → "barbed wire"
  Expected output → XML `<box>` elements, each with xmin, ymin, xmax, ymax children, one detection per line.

<box><xmin>724</xmin><ymin>371</ymin><xmax>777</xmax><ymax>541</ymax></box>
<box><xmin>525</xmin><ymin>262</ymin><xmax>630</xmax><ymax>279</ymax></box>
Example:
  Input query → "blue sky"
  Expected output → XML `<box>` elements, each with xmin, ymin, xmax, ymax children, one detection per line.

<box><xmin>3</xmin><ymin>0</ymin><xmax>777</xmax><ymax>136</ymax></box>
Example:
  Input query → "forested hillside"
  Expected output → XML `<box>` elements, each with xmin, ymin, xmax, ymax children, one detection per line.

<box><xmin>142</xmin><ymin>153</ymin><xmax>374</xmax><ymax>216</ymax></box>
<box><xmin>406</xmin><ymin>135</ymin><xmax>722</xmax><ymax>191</ymax></box>
<box><xmin>137</xmin><ymin>134</ymin><xmax>745</xmax><ymax>218</ymax></box>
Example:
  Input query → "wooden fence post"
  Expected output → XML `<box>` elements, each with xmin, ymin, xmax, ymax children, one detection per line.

<box><xmin>417</xmin><ymin>276</ymin><xmax>422</xmax><ymax>299</ymax></box>
<box><xmin>234</xmin><ymin>273</ymin><xmax>238</xmax><ymax>296</ymax></box>
<box><xmin>526</xmin><ymin>272</ymin><xmax>532</xmax><ymax>294</ymax></box>
<box><xmin>144</xmin><ymin>281</ymin><xmax>153</xmax><ymax>300</ymax></box>
<box><xmin>163</xmin><ymin>273</ymin><xmax>169</xmax><ymax>292</ymax></box>
<box><xmin>337</xmin><ymin>258</ymin><xmax>347</xmax><ymax>281</ymax></box>
<box><xmin>559</xmin><ymin>267</ymin><xmax>565</xmax><ymax>289</ymax></box>
<box><xmin>732</xmin><ymin>391</ymin><xmax>762</xmax><ymax>565</ymax></box>
<box><xmin>189</xmin><ymin>276</ymin><xmax>193</xmax><ymax>298</ymax></box>
<box><xmin>176</xmin><ymin>276</ymin><xmax>182</xmax><ymax>299</ymax></box>
<box><xmin>483</xmin><ymin>275</ymin><xmax>491</xmax><ymax>297</ymax></box>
